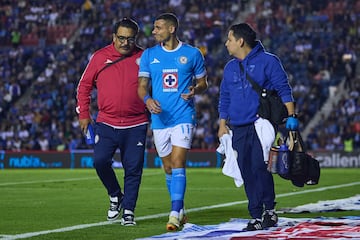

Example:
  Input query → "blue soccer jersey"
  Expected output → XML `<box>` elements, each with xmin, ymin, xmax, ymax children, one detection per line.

<box><xmin>139</xmin><ymin>42</ymin><xmax>206</xmax><ymax>129</ymax></box>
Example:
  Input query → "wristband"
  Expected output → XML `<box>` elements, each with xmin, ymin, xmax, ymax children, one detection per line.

<box><xmin>288</xmin><ymin>113</ymin><xmax>297</xmax><ymax>118</ymax></box>
<box><xmin>143</xmin><ymin>94</ymin><xmax>150</xmax><ymax>104</ymax></box>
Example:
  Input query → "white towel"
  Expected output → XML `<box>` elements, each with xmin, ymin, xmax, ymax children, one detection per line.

<box><xmin>254</xmin><ymin>118</ymin><xmax>276</xmax><ymax>162</ymax></box>
<box><xmin>217</xmin><ymin>131</ymin><xmax>243</xmax><ymax>187</ymax></box>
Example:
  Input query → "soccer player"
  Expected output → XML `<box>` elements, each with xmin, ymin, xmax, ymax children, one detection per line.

<box><xmin>137</xmin><ymin>13</ymin><xmax>208</xmax><ymax>231</ymax></box>
<box><xmin>76</xmin><ymin>18</ymin><xmax>148</xmax><ymax>226</ymax></box>
<box><xmin>218</xmin><ymin>23</ymin><xmax>298</xmax><ymax>231</ymax></box>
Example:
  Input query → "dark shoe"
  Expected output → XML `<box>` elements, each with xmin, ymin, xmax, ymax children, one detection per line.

<box><xmin>262</xmin><ymin>209</ymin><xmax>278</xmax><ymax>228</ymax></box>
<box><xmin>107</xmin><ymin>195</ymin><xmax>123</xmax><ymax>221</ymax></box>
<box><xmin>243</xmin><ymin>219</ymin><xmax>263</xmax><ymax>231</ymax></box>
<box><xmin>121</xmin><ymin>209</ymin><xmax>136</xmax><ymax>226</ymax></box>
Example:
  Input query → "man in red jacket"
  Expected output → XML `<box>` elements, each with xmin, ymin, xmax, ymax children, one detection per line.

<box><xmin>76</xmin><ymin>17</ymin><xmax>148</xmax><ymax>226</ymax></box>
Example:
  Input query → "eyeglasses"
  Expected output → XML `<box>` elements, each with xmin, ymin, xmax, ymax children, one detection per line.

<box><xmin>116</xmin><ymin>35</ymin><xmax>136</xmax><ymax>44</ymax></box>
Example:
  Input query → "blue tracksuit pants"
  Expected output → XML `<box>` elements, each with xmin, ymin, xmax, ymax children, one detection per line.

<box><xmin>93</xmin><ymin>123</ymin><xmax>147</xmax><ymax>212</ymax></box>
<box><xmin>231</xmin><ymin>123</ymin><xmax>276</xmax><ymax>219</ymax></box>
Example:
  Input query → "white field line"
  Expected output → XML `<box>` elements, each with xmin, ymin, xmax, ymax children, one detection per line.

<box><xmin>0</xmin><ymin>177</ymin><xmax>98</xmax><ymax>186</ymax></box>
<box><xmin>1</xmin><ymin>181</ymin><xmax>359</xmax><ymax>240</ymax></box>
<box><xmin>0</xmin><ymin>172</ymin><xmax>162</xmax><ymax>186</ymax></box>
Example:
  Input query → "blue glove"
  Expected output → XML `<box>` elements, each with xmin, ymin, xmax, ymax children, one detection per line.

<box><xmin>286</xmin><ymin>116</ymin><xmax>299</xmax><ymax>130</ymax></box>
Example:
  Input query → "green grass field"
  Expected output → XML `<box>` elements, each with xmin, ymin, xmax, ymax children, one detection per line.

<box><xmin>0</xmin><ymin>168</ymin><xmax>359</xmax><ymax>240</ymax></box>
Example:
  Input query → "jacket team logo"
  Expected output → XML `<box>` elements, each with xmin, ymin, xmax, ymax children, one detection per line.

<box><xmin>249</xmin><ymin>64</ymin><xmax>255</xmax><ymax>72</ymax></box>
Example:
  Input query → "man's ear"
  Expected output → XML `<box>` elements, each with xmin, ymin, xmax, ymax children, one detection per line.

<box><xmin>239</xmin><ymin>37</ymin><xmax>245</xmax><ymax>47</ymax></box>
<box><xmin>169</xmin><ymin>25</ymin><xmax>176</xmax><ymax>34</ymax></box>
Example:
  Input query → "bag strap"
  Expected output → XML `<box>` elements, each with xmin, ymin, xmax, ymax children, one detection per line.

<box><xmin>289</xmin><ymin>130</ymin><xmax>307</xmax><ymax>152</ymax></box>
<box><xmin>239</xmin><ymin>62</ymin><xmax>277</xmax><ymax>99</ymax></box>
<box><xmin>296</xmin><ymin>131</ymin><xmax>307</xmax><ymax>152</ymax></box>
<box><xmin>95</xmin><ymin>55</ymin><xmax>128</xmax><ymax>80</ymax></box>
<box><xmin>238</xmin><ymin>62</ymin><xmax>264</xmax><ymax>96</ymax></box>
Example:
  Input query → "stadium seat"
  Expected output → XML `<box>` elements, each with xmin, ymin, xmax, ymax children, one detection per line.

<box><xmin>21</xmin><ymin>33</ymin><xmax>38</xmax><ymax>46</ymax></box>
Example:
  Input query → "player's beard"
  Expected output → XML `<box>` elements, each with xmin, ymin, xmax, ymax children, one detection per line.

<box><xmin>162</xmin><ymin>36</ymin><xmax>171</xmax><ymax>44</ymax></box>
<box><xmin>156</xmin><ymin>34</ymin><xmax>171</xmax><ymax>45</ymax></box>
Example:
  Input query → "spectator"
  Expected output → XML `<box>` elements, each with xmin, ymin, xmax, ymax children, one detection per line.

<box><xmin>10</xmin><ymin>28</ymin><xmax>21</xmax><ymax>47</ymax></box>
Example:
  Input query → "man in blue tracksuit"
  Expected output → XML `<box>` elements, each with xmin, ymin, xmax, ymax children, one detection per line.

<box><xmin>218</xmin><ymin>23</ymin><xmax>299</xmax><ymax>231</ymax></box>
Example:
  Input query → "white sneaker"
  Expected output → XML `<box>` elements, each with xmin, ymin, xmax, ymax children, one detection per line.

<box><xmin>121</xmin><ymin>209</ymin><xmax>136</xmax><ymax>226</ymax></box>
<box><xmin>107</xmin><ymin>195</ymin><xmax>123</xmax><ymax>221</ymax></box>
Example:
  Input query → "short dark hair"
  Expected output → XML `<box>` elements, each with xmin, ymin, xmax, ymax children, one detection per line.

<box><xmin>155</xmin><ymin>13</ymin><xmax>179</xmax><ymax>32</ymax></box>
<box><xmin>229</xmin><ymin>23</ymin><xmax>257</xmax><ymax>48</ymax></box>
<box><xmin>113</xmin><ymin>17</ymin><xmax>139</xmax><ymax>35</ymax></box>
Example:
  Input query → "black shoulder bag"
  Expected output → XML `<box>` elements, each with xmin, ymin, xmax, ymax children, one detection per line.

<box><xmin>239</xmin><ymin>63</ymin><xmax>288</xmax><ymax>125</ymax></box>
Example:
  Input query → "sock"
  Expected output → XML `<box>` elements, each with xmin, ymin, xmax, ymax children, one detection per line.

<box><xmin>110</xmin><ymin>196</ymin><xmax>118</xmax><ymax>202</ymax></box>
<box><xmin>124</xmin><ymin>209</ymin><xmax>134</xmax><ymax>215</ymax></box>
<box><xmin>169</xmin><ymin>210</ymin><xmax>179</xmax><ymax>218</ymax></box>
<box><xmin>166</xmin><ymin>173</ymin><xmax>172</xmax><ymax>197</ymax></box>
<box><xmin>170</xmin><ymin>168</ymin><xmax>186</xmax><ymax>212</ymax></box>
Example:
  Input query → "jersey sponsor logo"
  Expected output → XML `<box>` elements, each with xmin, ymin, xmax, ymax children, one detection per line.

<box><xmin>162</xmin><ymin>69</ymin><xmax>178</xmax><ymax>92</ymax></box>
<box><xmin>151</xmin><ymin>58</ymin><xmax>160</xmax><ymax>64</ymax></box>
<box><xmin>163</xmin><ymin>73</ymin><xmax>178</xmax><ymax>92</ymax></box>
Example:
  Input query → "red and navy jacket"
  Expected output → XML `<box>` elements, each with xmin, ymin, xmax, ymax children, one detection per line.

<box><xmin>76</xmin><ymin>43</ymin><xmax>148</xmax><ymax>127</ymax></box>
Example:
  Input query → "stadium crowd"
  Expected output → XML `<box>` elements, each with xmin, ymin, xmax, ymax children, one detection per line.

<box><xmin>0</xmin><ymin>0</ymin><xmax>359</xmax><ymax>152</ymax></box>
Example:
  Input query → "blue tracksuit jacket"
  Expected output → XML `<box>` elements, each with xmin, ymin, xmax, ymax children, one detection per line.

<box><xmin>218</xmin><ymin>41</ymin><xmax>294</xmax><ymax>126</ymax></box>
